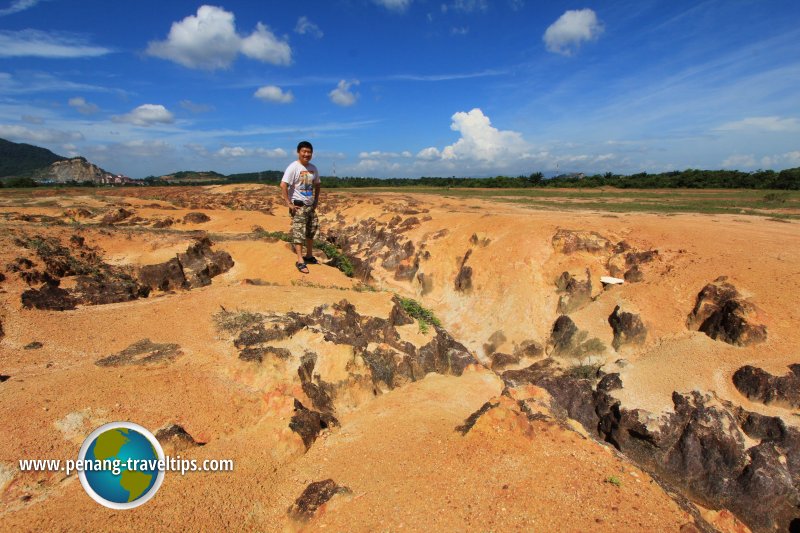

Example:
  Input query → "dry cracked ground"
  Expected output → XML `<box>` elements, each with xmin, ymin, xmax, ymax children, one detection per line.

<box><xmin>0</xmin><ymin>184</ymin><xmax>799</xmax><ymax>532</ymax></box>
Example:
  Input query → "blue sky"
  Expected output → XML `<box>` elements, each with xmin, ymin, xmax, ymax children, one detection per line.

<box><xmin>0</xmin><ymin>0</ymin><xmax>799</xmax><ymax>178</ymax></box>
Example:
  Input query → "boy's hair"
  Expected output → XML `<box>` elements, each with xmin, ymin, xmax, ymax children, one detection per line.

<box><xmin>297</xmin><ymin>141</ymin><xmax>313</xmax><ymax>152</ymax></box>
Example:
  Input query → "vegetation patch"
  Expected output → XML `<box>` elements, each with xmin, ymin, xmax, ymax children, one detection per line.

<box><xmin>397</xmin><ymin>297</ymin><xmax>441</xmax><ymax>334</ymax></box>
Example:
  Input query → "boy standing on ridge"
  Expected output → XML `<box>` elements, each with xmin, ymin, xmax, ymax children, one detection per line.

<box><xmin>280</xmin><ymin>141</ymin><xmax>321</xmax><ymax>274</ymax></box>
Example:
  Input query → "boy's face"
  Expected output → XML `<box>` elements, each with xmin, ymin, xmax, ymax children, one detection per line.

<box><xmin>298</xmin><ymin>147</ymin><xmax>313</xmax><ymax>165</ymax></box>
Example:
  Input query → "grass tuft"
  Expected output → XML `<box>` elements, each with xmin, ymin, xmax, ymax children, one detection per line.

<box><xmin>398</xmin><ymin>297</ymin><xmax>441</xmax><ymax>334</ymax></box>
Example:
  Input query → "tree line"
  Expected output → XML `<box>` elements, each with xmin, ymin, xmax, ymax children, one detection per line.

<box><xmin>2</xmin><ymin>167</ymin><xmax>798</xmax><ymax>190</ymax></box>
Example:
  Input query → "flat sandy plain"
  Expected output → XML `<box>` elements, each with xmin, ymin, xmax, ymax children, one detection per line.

<box><xmin>0</xmin><ymin>185</ymin><xmax>798</xmax><ymax>532</ymax></box>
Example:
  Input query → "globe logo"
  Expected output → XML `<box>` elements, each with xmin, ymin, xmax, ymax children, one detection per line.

<box><xmin>78</xmin><ymin>422</ymin><xmax>165</xmax><ymax>509</ymax></box>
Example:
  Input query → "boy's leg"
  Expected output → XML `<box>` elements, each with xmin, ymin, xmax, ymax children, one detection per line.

<box><xmin>291</xmin><ymin>209</ymin><xmax>306</xmax><ymax>264</ymax></box>
<box><xmin>304</xmin><ymin>209</ymin><xmax>320</xmax><ymax>261</ymax></box>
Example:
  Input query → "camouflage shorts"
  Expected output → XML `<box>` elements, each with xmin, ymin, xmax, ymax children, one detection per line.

<box><xmin>290</xmin><ymin>206</ymin><xmax>319</xmax><ymax>244</ymax></box>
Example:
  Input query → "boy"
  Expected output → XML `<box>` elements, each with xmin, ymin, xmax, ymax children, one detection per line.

<box><xmin>280</xmin><ymin>141</ymin><xmax>321</xmax><ymax>274</ymax></box>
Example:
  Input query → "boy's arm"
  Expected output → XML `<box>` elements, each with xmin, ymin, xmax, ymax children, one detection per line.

<box><xmin>280</xmin><ymin>181</ymin><xmax>295</xmax><ymax>214</ymax></box>
<box><xmin>312</xmin><ymin>182</ymin><xmax>321</xmax><ymax>208</ymax></box>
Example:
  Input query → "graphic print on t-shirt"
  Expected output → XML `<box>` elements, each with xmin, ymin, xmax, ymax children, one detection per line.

<box><xmin>298</xmin><ymin>170</ymin><xmax>314</xmax><ymax>199</ymax></box>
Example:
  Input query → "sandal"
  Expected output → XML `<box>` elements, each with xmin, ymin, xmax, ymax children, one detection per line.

<box><xmin>295</xmin><ymin>262</ymin><xmax>309</xmax><ymax>274</ymax></box>
<box><xmin>303</xmin><ymin>256</ymin><xmax>319</xmax><ymax>265</ymax></box>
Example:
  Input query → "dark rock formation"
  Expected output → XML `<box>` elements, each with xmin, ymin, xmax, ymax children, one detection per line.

<box><xmin>72</xmin><ymin>272</ymin><xmax>150</xmax><ymax>305</ymax></box>
<box><xmin>687</xmin><ymin>278</ymin><xmax>767</xmax><ymax>346</ymax></box>
<box><xmin>288</xmin><ymin>479</ymin><xmax>352</xmax><ymax>522</ymax></box>
<box><xmin>607</xmin><ymin>247</ymin><xmax>659</xmax><ymax>281</ymax></box>
<box><xmin>152</xmin><ymin>217</ymin><xmax>175</xmax><ymax>229</ymax></box>
<box><xmin>417</xmin><ymin>327</ymin><xmax>477</xmax><ymax>376</ymax></box>
<box><xmin>608</xmin><ymin>306</ymin><xmax>647</xmax><ymax>350</ymax></box>
<box><xmin>552</xmin><ymin>229</ymin><xmax>612</xmax><ymax>255</ymax></box>
<box><xmin>454</xmin><ymin>249</ymin><xmax>473</xmax><ymax>292</ymax></box>
<box><xmin>183</xmin><ymin>212</ymin><xmax>210</xmax><ymax>224</ymax></box>
<box><xmin>514</xmin><ymin>340</ymin><xmax>544</xmax><ymax>358</ymax></box>
<box><xmin>289</xmin><ymin>399</ymin><xmax>339</xmax><ymax>451</ymax></box>
<box><xmin>503</xmin><ymin>359</ymin><xmax>800</xmax><ymax>532</ymax></box>
<box><xmin>138</xmin><ymin>258</ymin><xmax>185</xmax><ymax>292</ymax></box>
<box><xmin>482</xmin><ymin>330</ymin><xmax>506</xmax><ymax>356</ymax></box>
<box><xmin>297</xmin><ymin>352</ymin><xmax>337</xmax><ymax>414</ymax></box>
<box><xmin>555</xmin><ymin>270</ymin><xmax>592</xmax><ymax>314</ymax></box>
<box><xmin>455</xmin><ymin>401</ymin><xmax>500</xmax><ymax>435</ymax></box>
<box><xmin>101</xmin><ymin>207</ymin><xmax>133</xmax><ymax>225</ymax></box>
<box><xmin>138</xmin><ymin>238</ymin><xmax>234</xmax><ymax>291</ymax></box>
<box><xmin>394</xmin><ymin>257</ymin><xmax>419</xmax><ymax>281</ymax></box>
<box><xmin>155</xmin><ymin>424</ymin><xmax>203</xmax><ymax>454</ymax></box>
<box><xmin>733</xmin><ymin>365</ymin><xmax>800</xmax><ymax>408</ymax></box>
<box><xmin>238</xmin><ymin>346</ymin><xmax>292</xmax><ymax>363</ymax></box>
<box><xmin>233</xmin><ymin>313</ymin><xmax>305</xmax><ymax>349</ymax></box>
<box><xmin>95</xmin><ymin>339</ymin><xmax>182</xmax><ymax>366</ymax></box>
<box><xmin>177</xmin><ymin>237</ymin><xmax>235</xmax><ymax>288</ymax></box>
<box><xmin>490</xmin><ymin>352</ymin><xmax>519</xmax><ymax>371</ymax></box>
<box><xmin>416</xmin><ymin>272</ymin><xmax>434</xmax><ymax>295</ymax></box>
<box><xmin>21</xmin><ymin>280</ymin><xmax>77</xmax><ymax>311</ymax></box>
<box><xmin>0</xmin><ymin>375</ymin><xmax>9</xmax><ymax>383</ymax></box>
<box><xmin>23</xmin><ymin>342</ymin><xmax>43</xmax><ymax>350</ymax></box>
<box><xmin>546</xmin><ymin>315</ymin><xmax>605</xmax><ymax>358</ymax></box>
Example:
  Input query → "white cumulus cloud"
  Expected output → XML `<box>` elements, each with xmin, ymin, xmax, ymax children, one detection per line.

<box><xmin>68</xmin><ymin>97</ymin><xmax>99</xmax><ymax>115</ymax></box>
<box><xmin>439</xmin><ymin>108</ymin><xmax>530</xmax><ymax>163</ymax></box>
<box><xmin>146</xmin><ymin>5</ymin><xmax>291</xmax><ymax>70</ymax></box>
<box><xmin>112</xmin><ymin>104</ymin><xmax>174</xmax><ymax>127</ymax></box>
<box><xmin>216</xmin><ymin>146</ymin><xmax>287</xmax><ymax>158</ymax></box>
<box><xmin>0</xmin><ymin>124</ymin><xmax>83</xmax><ymax>143</ymax></box>
<box><xmin>416</xmin><ymin>147</ymin><xmax>441</xmax><ymax>161</ymax></box>
<box><xmin>295</xmin><ymin>16</ymin><xmax>323</xmax><ymax>38</ymax></box>
<box><xmin>329</xmin><ymin>80</ymin><xmax>360</xmax><ymax>107</ymax></box>
<box><xmin>373</xmin><ymin>0</ymin><xmax>411</xmax><ymax>11</ymax></box>
<box><xmin>0</xmin><ymin>29</ymin><xmax>111</xmax><ymax>58</ymax></box>
<box><xmin>543</xmin><ymin>9</ymin><xmax>603</xmax><ymax>56</ymax></box>
<box><xmin>721</xmin><ymin>154</ymin><xmax>757</xmax><ymax>169</ymax></box>
<box><xmin>761</xmin><ymin>151</ymin><xmax>800</xmax><ymax>168</ymax></box>
<box><xmin>254</xmin><ymin>85</ymin><xmax>294</xmax><ymax>104</ymax></box>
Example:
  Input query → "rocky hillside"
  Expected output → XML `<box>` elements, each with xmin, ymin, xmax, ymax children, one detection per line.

<box><xmin>35</xmin><ymin>157</ymin><xmax>111</xmax><ymax>183</ymax></box>
<box><xmin>0</xmin><ymin>138</ymin><xmax>65</xmax><ymax>178</ymax></box>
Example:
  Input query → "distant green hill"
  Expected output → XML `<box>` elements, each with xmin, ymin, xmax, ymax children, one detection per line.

<box><xmin>0</xmin><ymin>138</ymin><xmax>66</xmax><ymax>177</ymax></box>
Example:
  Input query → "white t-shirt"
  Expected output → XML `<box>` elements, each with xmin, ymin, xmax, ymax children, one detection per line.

<box><xmin>281</xmin><ymin>161</ymin><xmax>320</xmax><ymax>205</ymax></box>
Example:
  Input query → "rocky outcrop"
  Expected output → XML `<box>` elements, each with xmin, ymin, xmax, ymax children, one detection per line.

<box><xmin>39</xmin><ymin>157</ymin><xmax>108</xmax><ymax>183</ymax></box>
<box><xmin>546</xmin><ymin>316</ymin><xmax>605</xmax><ymax>358</ymax></box>
<box><xmin>289</xmin><ymin>400</ymin><xmax>339</xmax><ymax>451</ymax></box>
<box><xmin>183</xmin><ymin>212</ymin><xmax>210</xmax><ymax>224</ymax></box>
<box><xmin>607</xmin><ymin>245</ymin><xmax>659</xmax><ymax>281</ymax></box>
<box><xmin>552</xmin><ymin>229</ymin><xmax>613</xmax><ymax>255</ymax></box>
<box><xmin>501</xmin><ymin>359</ymin><xmax>800</xmax><ymax>532</ymax></box>
<box><xmin>454</xmin><ymin>249</ymin><xmax>473</xmax><ymax>292</ymax></box>
<box><xmin>95</xmin><ymin>339</ymin><xmax>182</xmax><ymax>366</ymax></box>
<box><xmin>288</xmin><ymin>479</ymin><xmax>352</xmax><ymax>522</ymax></box>
<box><xmin>687</xmin><ymin>277</ymin><xmax>767</xmax><ymax>346</ymax></box>
<box><xmin>137</xmin><ymin>238</ymin><xmax>234</xmax><ymax>291</ymax></box>
<box><xmin>18</xmin><ymin>235</ymin><xmax>150</xmax><ymax>309</ymax></box>
<box><xmin>155</xmin><ymin>424</ymin><xmax>203</xmax><ymax>454</ymax></box>
<box><xmin>21</xmin><ymin>280</ymin><xmax>77</xmax><ymax>310</ymax></box>
<box><xmin>72</xmin><ymin>272</ymin><xmax>150</xmax><ymax>305</ymax></box>
<box><xmin>555</xmin><ymin>270</ymin><xmax>592</xmax><ymax>313</ymax></box>
<box><xmin>217</xmin><ymin>299</ymin><xmax>477</xmax><ymax>419</ymax></box>
<box><xmin>608</xmin><ymin>306</ymin><xmax>647</xmax><ymax>350</ymax></box>
<box><xmin>732</xmin><ymin>365</ymin><xmax>800</xmax><ymax>408</ymax></box>
<box><xmin>101</xmin><ymin>207</ymin><xmax>134</xmax><ymax>225</ymax></box>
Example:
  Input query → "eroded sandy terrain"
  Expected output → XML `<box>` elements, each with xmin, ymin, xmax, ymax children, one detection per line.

<box><xmin>1</xmin><ymin>185</ymin><xmax>798</xmax><ymax>531</ymax></box>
